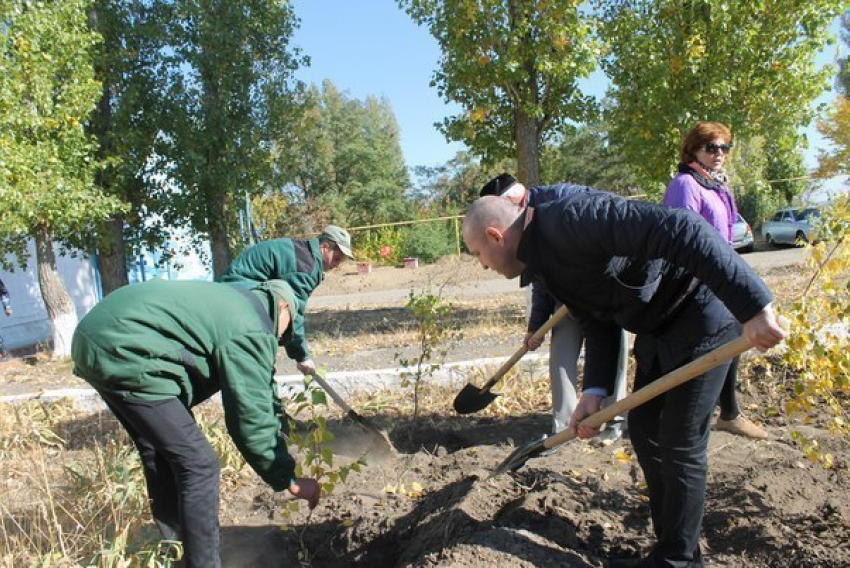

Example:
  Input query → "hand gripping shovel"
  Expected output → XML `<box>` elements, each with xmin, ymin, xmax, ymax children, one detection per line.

<box><xmin>453</xmin><ymin>304</ymin><xmax>570</xmax><ymax>414</ymax></box>
<box><xmin>491</xmin><ymin>335</ymin><xmax>752</xmax><ymax>476</ymax></box>
<box><xmin>309</xmin><ymin>371</ymin><xmax>396</xmax><ymax>456</ymax></box>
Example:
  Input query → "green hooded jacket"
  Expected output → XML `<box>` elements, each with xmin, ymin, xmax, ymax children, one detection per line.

<box><xmin>218</xmin><ymin>238</ymin><xmax>324</xmax><ymax>362</ymax></box>
<box><xmin>71</xmin><ymin>279</ymin><xmax>297</xmax><ymax>491</ymax></box>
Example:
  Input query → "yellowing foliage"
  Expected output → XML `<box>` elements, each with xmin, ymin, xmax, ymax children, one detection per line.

<box><xmin>816</xmin><ymin>96</ymin><xmax>850</xmax><ymax>179</ymax></box>
<box><xmin>773</xmin><ymin>196</ymin><xmax>850</xmax><ymax>467</ymax></box>
<box><xmin>470</xmin><ymin>107</ymin><xmax>488</xmax><ymax>123</ymax></box>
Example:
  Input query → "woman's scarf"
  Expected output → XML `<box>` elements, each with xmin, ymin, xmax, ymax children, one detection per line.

<box><xmin>679</xmin><ymin>160</ymin><xmax>728</xmax><ymax>190</ymax></box>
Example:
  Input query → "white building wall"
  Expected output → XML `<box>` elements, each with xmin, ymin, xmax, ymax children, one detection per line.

<box><xmin>0</xmin><ymin>241</ymin><xmax>99</xmax><ymax>352</ymax></box>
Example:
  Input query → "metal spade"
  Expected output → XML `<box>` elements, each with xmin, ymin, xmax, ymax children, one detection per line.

<box><xmin>309</xmin><ymin>371</ymin><xmax>396</xmax><ymax>456</ymax></box>
<box><xmin>453</xmin><ymin>304</ymin><xmax>570</xmax><ymax>414</ymax></box>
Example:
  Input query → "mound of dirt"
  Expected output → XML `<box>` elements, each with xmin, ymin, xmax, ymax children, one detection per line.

<box><xmin>217</xmin><ymin>405</ymin><xmax>849</xmax><ymax>567</ymax></box>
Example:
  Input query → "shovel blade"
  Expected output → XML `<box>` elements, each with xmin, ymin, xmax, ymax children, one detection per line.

<box><xmin>490</xmin><ymin>437</ymin><xmax>547</xmax><ymax>477</ymax></box>
<box><xmin>347</xmin><ymin>410</ymin><xmax>396</xmax><ymax>457</ymax></box>
<box><xmin>453</xmin><ymin>383</ymin><xmax>499</xmax><ymax>414</ymax></box>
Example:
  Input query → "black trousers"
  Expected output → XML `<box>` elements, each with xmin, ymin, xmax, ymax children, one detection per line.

<box><xmin>629</xmin><ymin>288</ymin><xmax>740</xmax><ymax>568</ymax></box>
<box><xmin>99</xmin><ymin>391</ymin><xmax>221</xmax><ymax>568</ymax></box>
<box><xmin>716</xmin><ymin>355</ymin><xmax>741</xmax><ymax>420</ymax></box>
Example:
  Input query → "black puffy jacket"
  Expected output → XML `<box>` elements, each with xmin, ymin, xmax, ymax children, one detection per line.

<box><xmin>517</xmin><ymin>188</ymin><xmax>773</xmax><ymax>390</ymax></box>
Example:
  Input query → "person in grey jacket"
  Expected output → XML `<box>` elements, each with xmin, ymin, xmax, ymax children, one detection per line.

<box><xmin>463</xmin><ymin>193</ymin><xmax>786</xmax><ymax>567</ymax></box>
<box><xmin>480</xmin><ymin>174</ymin><xmax>628</xmax><ymax>440</ymax></box>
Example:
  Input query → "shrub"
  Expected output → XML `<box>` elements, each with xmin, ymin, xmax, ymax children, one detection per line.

<box><xmin>352</xmin><ymin>226</ymin><xmax>404</xmax><ymax>265</ymax></box>
<box><xmin>736</xmin><ymin>183</ymin><xmax>786</xmax><ymax>230</ymax></box>
<box><xmin>399</xmin><ymin>221</ymin><xmax>455</xmax><ymax>263</ymax></box>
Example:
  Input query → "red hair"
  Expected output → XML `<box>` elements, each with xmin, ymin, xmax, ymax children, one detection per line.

<box><xmin>680</xmin><ymin>122</ymin><xmax>732</xmax><ymax>163</ymax></box>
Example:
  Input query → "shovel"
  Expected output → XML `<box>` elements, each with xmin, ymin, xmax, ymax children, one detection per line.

<box><xmin>491</xmin><ymin>335</ymin><xmax>752</xmax><ymax>476</ymax></box>
<box><xmin>309</xmin><ymin>371</ymin><xmax>396</xmax><ymax>456</ymax></box>
<box><xmin>453</xmin><ymin>304</ymin><xmax>570</xmax><ymax>414</ymax></box>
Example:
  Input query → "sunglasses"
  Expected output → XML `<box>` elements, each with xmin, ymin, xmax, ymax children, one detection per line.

<box><xmin>702</xmin><ymin>143</ymin><xmax>733</xmax><ymax>155</ymax></box>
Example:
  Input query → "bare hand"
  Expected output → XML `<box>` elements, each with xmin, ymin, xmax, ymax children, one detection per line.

<box><xmin>567</xmin><ymin>394</ymin><xmax>606</xmax><ymax>439</ymax></box>
<box><xmin>525</xmin><ymin>331</ymin><xmax>543</xmax><ymax>351</ymax></box>
<box><xmin>289</xmin><ymin>478</ymin><xmax>321</xmax><ymax>509</ymax></box>
<box><xmin>4</xmin><ymin>308</ymin><xmax>10</xmax><ymax>317</ymax></box>
<box><xmin>297</xmin><ymin>359</ymin><xmax>316</xmax><ymax>376</ymax></box>
<box><xmin>742</xmin><ymin>304</ymin><xmax>788</xmax><ymax>352</ymax></box>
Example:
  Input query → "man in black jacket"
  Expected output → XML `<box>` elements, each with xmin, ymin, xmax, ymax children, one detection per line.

<box><xmin>463</xmin><ymin>193</ymin><xmax>786</xmax><ymax>567</ymax></box>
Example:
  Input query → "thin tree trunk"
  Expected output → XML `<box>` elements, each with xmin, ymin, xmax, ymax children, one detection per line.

<box><xmin>208</xmin><ymin>190</ymin><xmax>232</xmax><ymax>278</ymax></box>
<box><xmin>98</xmin><ymin>216</ymin><xmax>129</xmax><ymax>296</ymax></box>
<box><xmin>515</xmin><ymin>112</ymin><xmax>541</xmax><ymax>187</ymax></box>
<box><xmin>88</xmin><ymin>9</ymin><xmax>129</xmax><ymax>296</ymax></box>
<box><xmin>34</xmin><ymin>226</ymin><xmax>78</xmax><ymax>359</ymax></box>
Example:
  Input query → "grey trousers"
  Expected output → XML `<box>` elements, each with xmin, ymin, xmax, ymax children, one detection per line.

<box><xmin>549</xmin><ymin>311</ymin><xmax>629</xmax><ymax>434</ymax></box>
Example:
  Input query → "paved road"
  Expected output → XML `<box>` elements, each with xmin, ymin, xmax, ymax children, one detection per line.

<box><xmin>740</xmin><ymin>246</ymin><xmax>808</xmax><ymax>272</ymax></box>
<box><xmin>309</xmin><ymin>276</ymin><xmax>523</xmax><ymax>309</ymax></box>
<box><xmin>309</xmin><ymin>246</ymin><xmax>807</xmax><ymax>310</ymax></box>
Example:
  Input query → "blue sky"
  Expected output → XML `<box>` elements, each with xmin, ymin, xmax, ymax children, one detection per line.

<box><xmin>290</xmin><ymin>1</ymin><xmax>843</xmax><ymax>182</ymax></box>
<box><xmin>290</xmin><ymin>0</ymin><xmax>463</xmax><ymax>169</ymax></box>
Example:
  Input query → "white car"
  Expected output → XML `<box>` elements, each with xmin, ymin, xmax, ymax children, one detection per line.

<box><xmin>732</xmin><ymin>213</ymin><xmax>754</xmax><ymax>253</ymax></box>
<box><xmin>761</xmin><ymin>207</ymin><xmax>820</xmax><ymax>246</ymax></box>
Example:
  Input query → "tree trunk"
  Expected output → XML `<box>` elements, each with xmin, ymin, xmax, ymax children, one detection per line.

<box><xmin>208</xmin><ymin>190</ymin><xmax>232</xmax><ymax>279</ymax></box>
<box><xmin>88</xmin><ymin>14</ymin><xmax>129</xmax><ymax>296</ymax></box>
<box><xmin>97</xmin><ymin>216</ymin><xmax>129</xmax><ymax>296</ymax></box>
<box><xmin>515</xmin><ymin>111</ymin><xmax>541</xmax><ymax>187</ymax></box>
<box><xmin>34</xmin><ymin>226</ymin><xmax>78</xmax><ymax>359</ymax></box>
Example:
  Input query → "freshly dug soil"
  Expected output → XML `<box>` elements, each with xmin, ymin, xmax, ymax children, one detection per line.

<box><xmin>217</xmin><ymin>397</ymin><xmax>849</xmax><ymax>567</ymax></box>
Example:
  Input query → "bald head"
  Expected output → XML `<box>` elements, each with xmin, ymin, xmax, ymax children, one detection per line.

<box><xmin>463</xmin><ymin>196</ymin><xmax>523</xmax><ymax>238</ymax></box>
<box><xmin>463</xmin><ymin>196</ymin><xmax>527</xmax><ymax>279</ymax></box>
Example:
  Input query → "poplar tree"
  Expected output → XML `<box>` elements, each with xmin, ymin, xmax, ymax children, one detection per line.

<box><xmin>1</xmin><ymin>0</ymin><xmax>125</xmax><ymax>357</ymax></box>
<box><xmin>598</xmin><ymin>0</ymin><xmax>843</xmax><ymax>191</ymax></box>
<box><xmin>399</xmin><ymin>0</ymin><xmax>597</xmax><ymax>187</ymax></box>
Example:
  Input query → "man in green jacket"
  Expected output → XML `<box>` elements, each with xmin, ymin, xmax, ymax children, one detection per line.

<box><xmin>218</xmin><ymin>225</ymin><xmax>355</xmax><ymax>376</ymax></box>
<box><xmin>72</xmin><ymin>279</ymin><xmax>320</xmax><ymax>568</ymax></box>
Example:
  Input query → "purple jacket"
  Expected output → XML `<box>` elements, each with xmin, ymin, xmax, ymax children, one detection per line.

<box><xmin>663</xmin><ymin>173</ymin><xmax>737</xmax><ymax>244</ymax></box>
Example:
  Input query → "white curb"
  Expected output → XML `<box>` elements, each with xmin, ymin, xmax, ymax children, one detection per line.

<box><xmin>277</xmin><ymin>353</ymin><xmax>548</xmax><ymax>398</ymax></box>
<box><xmin>0</xmin><ymin>354</ymin><xmax>550</xmax><ymax>411</ymax></box>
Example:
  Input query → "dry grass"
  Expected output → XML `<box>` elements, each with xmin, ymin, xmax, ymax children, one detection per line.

<box><xmin>0</xmin><ymin>399</ymin><xmax>156</xmax><ymax>565</ymax></box>
<box><xmin>308</xmin><ymin>295</ymin><xmax>526</xmax><ymax>351</ymax></box>
<box><xmin>0</xmin><ymin>400</ymin><xmax>258</xmax><ymax>566</ymax></box>
<box><xmin>345</xmin><ymin>363</ymin><xmax>554</xmax><ymax>421</ymax></box>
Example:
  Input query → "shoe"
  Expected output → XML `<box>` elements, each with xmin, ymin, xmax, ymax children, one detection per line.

<box><xmin>595</xmin><ymin>418</ymin><xmax>627</xmax><ymax>445</ymax></box>
<box><xmin>609</xmin><ymin>552</ymin><xmax>703</xmax><ymax>567</ymax></box>
<box><xmin>599</xmin><ymin>422</ymin><xmax>624</xmax><ymax>443</ymax></box>
<box><xmin>607</xmin><ymin>556</ymin><xmax>651</xmax><ymax>567</ymax></box>
<box><xmin>715</xmin><ymin>414</ymin><xmax>768</xmax><ymax>440</ymax></box>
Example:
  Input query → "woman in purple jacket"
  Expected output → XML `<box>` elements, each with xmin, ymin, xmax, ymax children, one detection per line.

<box><xmin>663</xmin><ymin>121</ymin><xmax>768</xmax><ymax>440</ymax></box>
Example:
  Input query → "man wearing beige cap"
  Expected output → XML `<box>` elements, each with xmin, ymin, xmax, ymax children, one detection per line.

<box><xmin>218</xmin><ymin>225</ymin><xmax>355</xmax><ymax>375</ymax></box>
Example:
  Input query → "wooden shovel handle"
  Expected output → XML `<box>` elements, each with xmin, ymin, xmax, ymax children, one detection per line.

<box><xmin>481</xmin><ymin>304</ymin><xmax>571</xmax><ymax>391</ymax></box>
<box><xmin>542</xmin><ymin>335</ymin><xmax>752</xmax><ymax>450</ymax></box>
